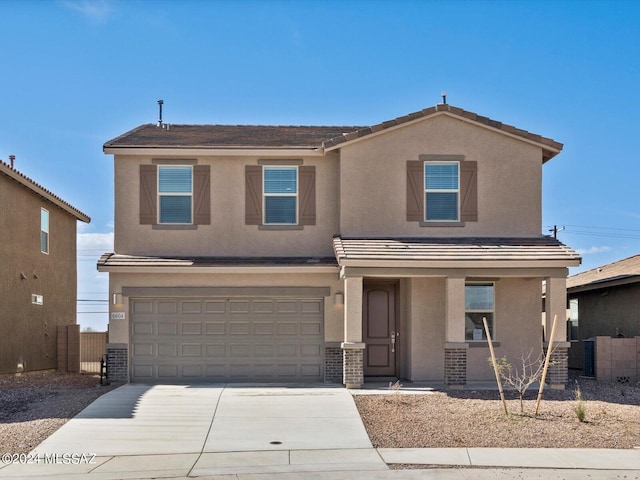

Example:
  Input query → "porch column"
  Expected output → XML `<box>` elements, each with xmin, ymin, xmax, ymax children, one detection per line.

<box><xmin>544</xmin><ymin>275</ymin><xmax>569</xmax><ymax>388</ymax></box>
<box><xmin>342</xmin><ymin>276</ymin><xmax>365</xmax><ymax>388</ymax></box>
<box><xmin>444</xmin><ymin>275</ymin><xmax>467</xmax><ymax>386</ymax></box>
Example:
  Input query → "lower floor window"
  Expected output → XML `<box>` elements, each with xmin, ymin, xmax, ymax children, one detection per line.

<box><xmin>465</xmin><ymin>282</ymin><xmax>495</xmax><ymax>341</ymax></box>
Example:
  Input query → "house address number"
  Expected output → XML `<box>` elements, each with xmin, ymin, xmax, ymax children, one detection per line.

<box><xmin>111</xmin><ymin>312</ymin><xmax>126</xmax><ymax>320</ymax></box>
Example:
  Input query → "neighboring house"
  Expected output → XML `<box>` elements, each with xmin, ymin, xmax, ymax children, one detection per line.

<box><xmin>566</xmin><ymin>254</ymin><xmax>640</xmax><ymax>371</ymax></box>
<box><xmin>98</xmin><ymin>103</ymin><xmax>580</xmax><ymax>387</ymax></box>
<box><xmin>0</xmin><ymin>158</ymin><xmax>90</xmax><ymax>374</ymax></box>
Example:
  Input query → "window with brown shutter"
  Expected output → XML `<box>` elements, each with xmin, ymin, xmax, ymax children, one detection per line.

<box><xmin>406</xmin><ymin>157</ymin><xmax>478</xmax><ymax>225</ymax></box>
<box><xmin>193</xmin><ymin>165</ymin><xmax>211</xmax><ymax>225</ymax></box>
<box><xmin>245</xmin><ymin>164</ymin><xmax>316</xmax><ymax>228</ymax></box>
<box><xmin>139</xmin><ymin>164</ymin><xmax>157</xmax><ymax>224</ymax></box>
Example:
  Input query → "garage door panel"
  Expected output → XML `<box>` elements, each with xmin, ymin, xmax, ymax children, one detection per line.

<box><xmin>131</xmin><ymin>297</ymin><xmax>323</xmax><ymax>382</ymax></box>
<box><xmin>181</xmin><ymin>344</ymin><xmax>202</xmax><ymax>356</ymax></box>
<box><xmin>205</xmin><ymin>301</ymin><xmax>226</xmax><ymax>314</ymax></box>
<box><xmin>181</xmin><ymin>322</ymin><xmax>202</xmax><ymax>335</ymax></box>
<box><xmin>205</xmin><ymin>322</ymin><xmax>225</xmax><ymax>335</ymax></box>
<box><xmin>134</xmin><ymin>322</ymin><xmax>154</xmax><ymax>335</ymax></box>
<box><xmin>133</xmin><ymin>343</ymin><xmax>154</xmax><ymax>356</ymax></box>
<box><xmin>158</xmin><ymin>343</ymin><xmax>178</xmax><ymax>356</ymax></box>
<box><xmin>229</xmin><ymin>300</ymin><xmax>250</xmax><ymax>314</ymax></box>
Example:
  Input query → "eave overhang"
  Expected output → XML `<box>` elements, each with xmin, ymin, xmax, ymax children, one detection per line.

<box><xmin>103</xmin><ymin>147</ymin><xmax>325</xmax><ymax>157</ymax></box>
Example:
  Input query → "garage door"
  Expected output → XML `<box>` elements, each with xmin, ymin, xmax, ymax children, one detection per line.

<box><xmin>130</xmin><ymin>297</ymin><xmax>324</xmax><ymax>383</ymax></box>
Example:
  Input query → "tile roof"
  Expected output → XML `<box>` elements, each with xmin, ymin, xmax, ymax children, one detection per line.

<box><xmin>98</xmin><ymin>254</ymin><xmax>337</xmax><ymax>268</ymax></box>
<box><xmin>104</xmin><ymin>104</ymin><xmax>562</xmax><ymax>161</ymax></box>
<box><xmin>567</xmin><ymin>254</ymin><xmax>640</xmax><ymax>290</ymax></box>
<box><xmin>333</xmin><ymin>236</ymin><xmax>581</xmax><ymax>264</ymax></box>
<box><xmin>0</xmin><ymin>160</ymin><xmax>90</xmax><ymax>222</ymax></box>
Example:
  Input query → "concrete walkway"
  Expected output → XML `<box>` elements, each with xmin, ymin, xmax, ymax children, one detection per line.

<box><xmin>0</xmin><ymin>383</ymin><xmax>638</xmax><ymax>479</ymax></box>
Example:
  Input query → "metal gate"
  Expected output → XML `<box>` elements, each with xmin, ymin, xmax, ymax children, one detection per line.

<box><xmin>80</xmin><ymin>332</ymin><xmax>108</xmax><ymax>373</ymax></box>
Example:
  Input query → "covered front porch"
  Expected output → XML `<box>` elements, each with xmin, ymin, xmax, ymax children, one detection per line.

<box><xmin>332</xmin><ymin>236</ymin><xmax>581</xmax><ymax>388</ymax></box>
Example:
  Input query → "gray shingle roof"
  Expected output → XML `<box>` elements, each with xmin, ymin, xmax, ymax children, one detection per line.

<box><xmin>104</xmin><ymin>104</ymin><xmax>562</xmax><ymax>161</ymax></box>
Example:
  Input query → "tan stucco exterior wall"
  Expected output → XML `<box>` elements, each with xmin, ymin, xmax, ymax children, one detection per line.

<box><xmin>466</xmin><ymin>277</ymin><xmax>543</xmax><ymax>381</ymax></box>
<box><xmin>338</xmin><ymin>115</ymin><xmax>543</xmax><ymax>237</ymax></box>
<box><xmin>0</xmin><ymin>175</ymin><xmax>78</xmax><ymax>373</ymax></box>
<box><xmin>109</xmin><ymin>271</ymin><xmax>343</xmax><ymax>345</ymax></box>
<box><xmin>113</xmin><ymin>154</ymin><xmax>339</xmax><ymax>257</ymax></box>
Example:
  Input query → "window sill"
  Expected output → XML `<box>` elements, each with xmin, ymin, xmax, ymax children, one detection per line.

<box><xmin>467</xmin><ymin>341</ymin><xmax>500</xmax><ymax>348</ymax></box>
<box><xmin>258</xmin><ymin>225</ymin><xmax>304</xmax><ymax>231</ymax></box>
<box><xmin>152</xmin><ymin>224</ymin><xmax>198</xmax><ymax>230</ymax></box>
<box><xmin>419</xmin><ymin>221</ymin><xmax>465</xmax><ymax>227</ymax></box>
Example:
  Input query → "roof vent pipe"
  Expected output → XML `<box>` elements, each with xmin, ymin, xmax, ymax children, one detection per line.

<box><xmin>441</xmin><ymin>91</ymin><xmax>447</xmax><ymax>105</ymax></box>
<box><xmin>8</xmin><ymin>155</ymin><xmax>15</xmax><ymax>169</ymax></box>
<box><xmin>157</xmin><ymin>99</ymin><xmax>164</xmax><ymax>127</ymax></box>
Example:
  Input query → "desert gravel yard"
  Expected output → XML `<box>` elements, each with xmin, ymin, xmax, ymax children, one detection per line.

<box><xmin>0</xmin><ymin>372</ymin><xmax>118</xmax><ymax>454</ymax></box>
<box><xmin>1</xmin><ymin>371</ymin><xmax>639</xmax><ymax>455</ymax></box>
<box><xmin>355</xmin><ymin>374</ymin><xmax>640</xmax><ymax>449</ymax></box>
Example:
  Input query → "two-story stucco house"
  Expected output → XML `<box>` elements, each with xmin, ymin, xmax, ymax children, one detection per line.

<box><xmin>0</xmin><ymin>158</ymin><xmax>90</xmax><ymax>374</ymax></box>
<box><xmin>99</xmin><ymin>103</ymin><xmax>580</xmax><ymax>387</ymax></box>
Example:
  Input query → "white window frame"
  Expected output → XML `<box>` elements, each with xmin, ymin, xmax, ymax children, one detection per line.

<box><xmin>263</xmin><ymin>166</ymin><xmax>298</xmax><ymax>225</ymax></box>
<box><xmin>157</xmin><ymin>165</ymin><xmax>193</xmax><ymax>225</ymax></box>
<box><xmin>424</xmin><ymin>161</ymin><xmax>460</xmax><ymax>222</ymax></box>
<box><xmin>31</xmin><ymin>294</ymin><xmax>43</xmax><ymax>305</ymax></box>
<box><xmin>568</xmin><ymin>298</ymin><xmax>579</xmax><ymax>342</ymax></box>
<box><xmin>40</xmin><ymin>208</ymin><xmax>49</xmax><ymax>254</ymax></box>
<box><xmin>465</xmin><ymin>282</ymin><xmax>495</xmax><ymax>341</ymax></box>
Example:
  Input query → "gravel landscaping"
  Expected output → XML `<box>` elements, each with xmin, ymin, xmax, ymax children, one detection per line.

<box><xmin>0</xmin><ymin>372</ymin><xmax>119</xmax><ymax>454</ymax></box>
<box><xmin>355</xmin><ymin>373</ymin><xmax>640</xmax><ymax>449</ymax></box>
<box><xmin>1</xmin><ymin>370</ymin><xmax>638</xmax><ymax>456</ymax></box>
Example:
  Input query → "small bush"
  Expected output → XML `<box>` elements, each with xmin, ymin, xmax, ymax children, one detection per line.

<box><xmin>574</xmin><ymin>382</ymin><xmax>586</xmax><ymax>422</ymax></box>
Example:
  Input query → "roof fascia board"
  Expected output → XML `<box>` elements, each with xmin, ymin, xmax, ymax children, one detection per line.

<box><xmin>0</xmin><ymin>165</ymin><xmax>90</xmax><ymax>222</ymax></box>
<box><xmin>568</xmin><ymin>275</ymin><xmax>640</xmax><ymax>294</ymax></box>
<box><xmin>324</xmin><ymin>111</ymin><xmax>561</xmax><ymax>159</ymax></box>
<box><xmin>340</xmin><ymin>266</ymin><xmax>569</xmax><ymax>279</ymax></box>
<box><xmin>97</xmin><ymin>264</ymin><xmax>339</xmax><ymax>274</ymax></box>
<box><xmin>103</xmin><ymin>147</ymin><xmax>326</xmax><ymax>157</ymax></box>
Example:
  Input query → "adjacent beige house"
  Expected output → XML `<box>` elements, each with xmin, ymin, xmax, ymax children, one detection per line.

<box><xmin>99</xmin><ymin>103</ymin><xmax>580</xmax><ymax>386</ymax></box>
<box><xmin>0</xmin><ymin>158</ymin><xmax>90</xmax><ymax>374</ymax></box>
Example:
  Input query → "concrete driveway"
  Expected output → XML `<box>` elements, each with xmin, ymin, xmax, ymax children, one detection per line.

<box><xmin>0</xmin><ymin>384</ymin><xmax>387</xmax><ymax>478</ymax></box>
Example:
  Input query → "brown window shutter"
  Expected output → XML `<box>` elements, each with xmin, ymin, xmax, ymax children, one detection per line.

<box><xmin>298</xmin><ymin>165</ymin><xmax>316</xmax><ymax>225</ymax></box>
<box><xmin>460</xmin><ymin>161</ymin><xmax>478</xmax><ymax>222</ymax></box>
<box><xmin>406</xmin><ymin>160</ymin><xmax>424</xmax><ymax>221</ymax></box>
<box><xmin>139</xmin><ymin>164</ymin><xmax>157</xmax><ymax>224</ymax></box>
<box><xmin>193</xmin><ymin>165</ymin><xmax>211</xmax><ymax>225</ymax></box>
<box><xmin>245</xmin><ymin>165</ymin><xmax>262</xmax><ymax>225</ymax></box>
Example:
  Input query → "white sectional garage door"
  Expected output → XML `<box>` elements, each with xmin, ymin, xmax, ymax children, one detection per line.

<box><xmin>130</xmin><ymin>297</ymin><xmax>324</xmax><ymax>383</ymax></box>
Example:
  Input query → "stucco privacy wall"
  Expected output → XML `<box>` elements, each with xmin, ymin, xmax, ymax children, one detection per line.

<box><xmin>108</xmin><ymin>271</ymin><xmax>343</xmax><ymax>345</ymax></box>
<box><xmin>0</xmin><ymin>175</ymin><xmax>78</xmax><ymax>373</ymax></box>
<box><xmin>338</xmin><ymin>114</ymin><xmax>543</xmax><ymax>237</ymax></box>
<box><xmin>113</xmin><ymin>154</ymin><xmax>339</xmax><ymax>257</ymax></box>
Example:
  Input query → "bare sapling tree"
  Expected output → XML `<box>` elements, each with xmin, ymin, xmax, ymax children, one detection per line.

<box><xmin>488</xmin><ymin>349</ymin><xmax>548</xmax><ymax>413</ymax></box>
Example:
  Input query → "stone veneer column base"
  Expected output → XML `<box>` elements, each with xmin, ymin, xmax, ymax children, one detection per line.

<box><xmin>544</xmin><ymin>341</ymin><xmax>569</xmax><ymax>389</ymax></box>
<box><xmin>341</xmin><ymin>342</ymin><xmax>365</xmax><ymax>388</ymax></box>
<box><xmin>106</xmin><ymin>343</ymin><xmax>128</xmax><ymax>382</ymax></box>
<box><xmin>324</xmin><ymin>344</ymin><xmax>343</xmax><ymax>383</ymax></box>
<box><xmin>444</xmin><ymin>343</ymin><xmax>468</xmax><ymax>387</ymax></box>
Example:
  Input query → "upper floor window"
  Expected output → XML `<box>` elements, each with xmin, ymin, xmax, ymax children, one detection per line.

<box><xmin>406</xmin><ymin>156</ymin><xmax>477</xmax><ymax>225</ymax></box>
<box><xmin>425</xmin><ymin>162</ymin><xmax>459</xmax><ymax>221</ymax></box>
<box><xmin>465</xmin><ymin>282</ymin><xmax>495</xmax><ymax>341</ymax></box>
<box><xmin>263</xmin><ymin>166</ymin><xmax>297</xmax><ymax>225</ymax></box>
<box><xmin>40</xmin><ymin>208</ymin><xmax>49</xmax><ymax>254</ymax></box>
<box><xmin>158</xmin><ymin>165</ymin><xmax>193</xmax><ymax>224</ymax></box>
<box><xmin>245</xmin><ymin>163</ymin><xmax>315</xmax><ymax>228</ymax></box>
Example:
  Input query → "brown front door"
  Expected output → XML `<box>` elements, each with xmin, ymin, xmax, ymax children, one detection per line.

<box><xmin>363</xmin><ymin>282</ymin><xmax>397</xmax><ymax>377</ymax></box>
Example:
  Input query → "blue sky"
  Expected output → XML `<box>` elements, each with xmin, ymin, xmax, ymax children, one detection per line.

<box><xmin>1</xmin><ymin>0</ymin><xmax>639</xmax><ymax>330</ymax></box>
